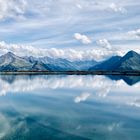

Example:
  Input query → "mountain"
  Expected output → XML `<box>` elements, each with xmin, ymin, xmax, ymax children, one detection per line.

<box><xmin>0</xmin><ymin>52</ymin><xmax>97</xmax><ymax>71</ymax></box>
<box><xmin>113</xmin><ymin>50</ymin><xmax>140</xmax><ymax>71</ymax></box>
<box><xmin>0</xmin><ymin>52</ymin><xmax>33</xmax><ymax>71</ymax></box>
<box><xmin>31</xmin><ymin>61</ymin><xmax>50</xmax><ymax>71</ymax></box>
<box><xmin>89</xmin><ymin>56</ymin><xmax>122</xmax><ymax>71</ymax></box>
<box><xmin>0</xmin><ymin>51</ymin><xmax>140</xmax><ymax>72</ymax></box>
<box><xmin>72</xmin><ymin>60</ymin><xmax>97</xmax><ymax>70</ymax></box>
<box><xmin>39</xmin><ymin>57</ymin><xmax>77</xmax><ymax>71</ymax></box>
<box><xmin>26</xmin><ymin>56</ymin><xmax>97</xmax><ymax>71</ymax></box>
<box><xmin>89</xmin><ymin>51</ymin><xmax>140</xmax><ymax>71</ymax></box>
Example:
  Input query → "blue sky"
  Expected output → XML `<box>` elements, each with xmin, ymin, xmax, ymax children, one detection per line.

<box><xmin>0</xmin><ymin>0</ymin><xmax>140</xmax><ymax>60</ymax></box>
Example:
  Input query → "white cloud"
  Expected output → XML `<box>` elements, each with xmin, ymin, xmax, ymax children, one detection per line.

<box><xmin>127</xmin><ymin>29</ymin><xmax>140</xmax><ymax>39</ymax></box>
<box><xmin>109</xmin><ymin>3</ymin><xmax>127</xmax><ymax>14</ymax></box>
<box><xmin>74</xmin><ymin>92</ymin><xmax>91</xmax><ymax>103</ymax></box>
<box><xmin>0</xmin><ymin>0</ymin><xmax>27</xmax><ymax>20</ymax></box>
<box><xmin>96</xmin><ymin>39</ymin><xmax>112</xmax><ymax>50</ymax></box>
<box><xmin>76</xmin><ymin>4</ymin><xmax>82</xmax><ymax>9</ymax></box>
<box><xmin>0</xmin><ymin>41</ymin><xmax>122</xmax><ymax>61</ymax></box>
<box><xmin>74</xmin><ymin>33</ymin><xmax>92</xmax><ymax>44</ymax></box>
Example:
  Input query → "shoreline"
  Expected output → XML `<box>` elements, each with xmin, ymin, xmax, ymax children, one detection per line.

<box><xmin>0</xmin><ymin>71</ymin><xmax>140</xmax><ymax>76</ymax></box>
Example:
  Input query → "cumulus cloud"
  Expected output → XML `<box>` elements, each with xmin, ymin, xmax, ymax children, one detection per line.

<box><xmin>74</xmin><ymin>33</ymin><xmax>92</xmax><ymax>44</ymax></box>
<box><xmin>109</xmin><ymin>3</ymin><xmax>127</xmax><ymax>14</ymax></box>
<box><xmin>74</xmin><ymin>92</ymin><xmax>91</xmax><ymax>103</ymax></box>
<box><xmin>127</xmin><ymin>29</ymin><xmax>140</xmax><ymax>39</ymax></box>
<box><xmin>0</xmin><ymin>41</ymin><xmax>121</xmax><ymax>61</ymax></box>
<box><xmin>96</xmin><ymin>39</ymin><xmax>112</xmax><ymax>50</ymax></box>
<box><xmin>0</xmin><ymin>0</ymin><xmax>27</xmax><ymax>20</ymax></box>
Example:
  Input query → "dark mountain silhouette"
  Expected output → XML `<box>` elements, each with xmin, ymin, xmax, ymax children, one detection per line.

<box><xmin>89</xmin><ymin>56</ymin><xmax>122</xmax><ymax>70</ymax></box>
<box><xmin>107</xmin><ymin>75</ymin><xmax>140</xmax><ymax>86</ymax></box>
<box><xmin>89</xmin><ymin>50</ymin><xmax>140</xmax><ymax>71</ymax></box>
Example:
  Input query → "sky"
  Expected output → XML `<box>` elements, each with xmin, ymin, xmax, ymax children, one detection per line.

<box><xmin>0</xmin><ymin>0</ymin><xmax>139</xmax><ymax>61</ymax></box>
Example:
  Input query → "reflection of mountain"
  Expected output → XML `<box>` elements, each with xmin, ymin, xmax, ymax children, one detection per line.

<box><xmin>0</xmin><ymin>75</ymin><xmax>140</xmax><ymax>96</ymax></box>
<box><xmin>1</xmin><ymin>75</ymin><xmax>140</xmax><ymax>87</ymax></box>
<box><xmin>0</xmin><ymin>75</ymin><xmax>16</xmax><ymax>84</ymax></box>
<box><xmin>0</xmin><ymin>86</ymin><xmax>129</xmax><ymax>140</ymax></box>
<box><xmin>1</xmin><ymin>111</ymin><xmax>87</xmax><ymax>140</ymax></box>
<box><xmin>108</xmin><ymin>75</ymin><xmax>140</xmax><ymax>86</ymax></box>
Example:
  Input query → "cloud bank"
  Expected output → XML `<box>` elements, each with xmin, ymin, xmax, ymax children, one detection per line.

<box><xmin>0</xmin><ymin>41</ymin><xmax>122</xmax><ymax>61</ymax></box>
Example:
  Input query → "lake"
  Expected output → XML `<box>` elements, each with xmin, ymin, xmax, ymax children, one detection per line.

<box><xmin>0</xmin><ymin>75</ymin><xmax>140</xmax><ymax>140</ymax></box>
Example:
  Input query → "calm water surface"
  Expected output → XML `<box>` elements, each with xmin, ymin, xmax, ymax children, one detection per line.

<box><xmin>0</xmin><ymin>75</ymin><xmax>140</xmax><ymax>140</ymax></box>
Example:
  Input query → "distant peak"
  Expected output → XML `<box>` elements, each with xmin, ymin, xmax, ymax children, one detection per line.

<box><xmin>127</xmin><ymin>50</ymin><xmax>138</xmax><ymax>55</ymax></box>
<box><xmin>4</xmin><ymin>52</ymin><xmax>17</xmax><ymax>58</ymax></box>
<box><xmin>124</xmin><ymin>50</ymin><xmax>140</xmax><ymax>58</ymax></box>
<box><xmin>6</xmin><ymin>52</ymin><xmax>15</xmax><ymax>55</ymax></box>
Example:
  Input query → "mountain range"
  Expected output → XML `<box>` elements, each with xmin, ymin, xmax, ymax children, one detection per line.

<box><xmin>0</xmin><ymin>52</ymin><xmax>97</xmax><ymax>71</ymax></box>
<box><xmin>0</xmin><ymin>50</ymin><xmax>140</xmax><ymax>71</ymax></box>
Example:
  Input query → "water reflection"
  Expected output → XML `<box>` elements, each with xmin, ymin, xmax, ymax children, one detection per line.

<box><xmin>0</xmin><ymin>75</ymin><xmax>140</xmax><ymax>95</ymax></box>
<box><xmin>0</xmin><ymin>75</ymin><xmax>140</xmax><ymax>140</ymax></box>
<box><xmin>108</xmin><ymin>75</ymin><xmax>140</xmax><ymax>86</ymax></box>
<box><xmin>74</xmin><ymin>92</ymin><xmax>91</xmax><ymax>103</ymax></box>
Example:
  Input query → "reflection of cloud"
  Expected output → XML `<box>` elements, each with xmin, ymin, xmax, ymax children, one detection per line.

<box><xmin>0</xmin><ymin>75</ymin><xmax>139</xmax><ymax>98</ymax></box>
<box><xmin>107</xmin><ymin>122</ymin><xmax>122</xmax><ymax>132</ymax></box>
<box><xmin>0</xmin><ymin>75</ymin><xmax>112</xmax><ymax>96</ymax></box>
<box><xmin>97</xmin><ymin>87</ymin><xmax>111</xmax><ymax>98</ymax></box>
<box><xmin>74</xmin><ymin>92</ymin><xmax>90</xmax><ymax>103</ymax></box>
<box><xmin>0</xmin><ymin>114</ymin><xmax>10</xmax><ymax>139</ymax></box>
<box><xmin>129</xmin><ymin>99</ymin><xmax>140</xmax><ymax>108</ymax></box>
<box><xmin>75</xmin><ymin>125</ymin><xmax>82</xmax><ymax>130</ymax></box>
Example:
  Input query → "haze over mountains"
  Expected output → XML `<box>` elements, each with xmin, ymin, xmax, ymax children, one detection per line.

<box><xmin>0</xmin><ymin>50</ymin><xmax>139</xmax><ymax>71</ymax></box>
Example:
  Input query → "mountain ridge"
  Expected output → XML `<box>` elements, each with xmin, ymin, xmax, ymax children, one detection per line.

<box><xmin>0</xmin><ymin>50</ymin><xmax>140</xmax><ymax>72</ymax></box>
<box><xmin>89</xmin><ymin>50</ymin><xmax>140</xmax><ymax>71</ymax></box>
<box><xmin>0</xmin><ymin>52</ymin><xmax>97</xmax><ymax>71</ymax></box>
